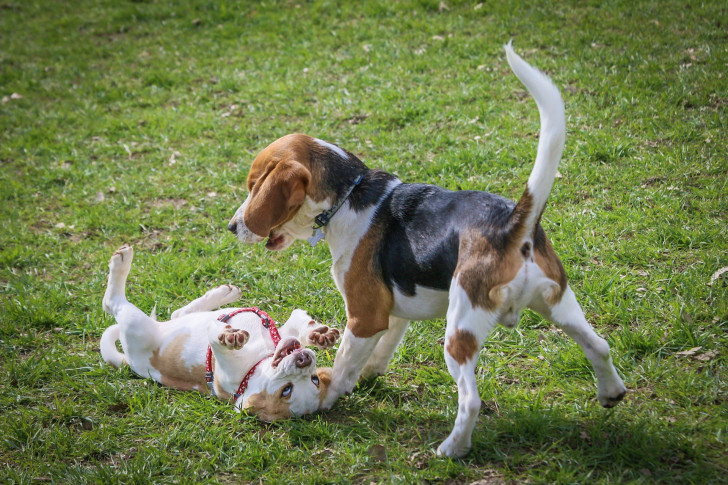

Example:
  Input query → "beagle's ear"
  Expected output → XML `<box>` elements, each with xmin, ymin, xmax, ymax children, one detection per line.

<box><xmin>243</xmin><ymin>160</ymin><xmax>311</xmax><ymax>237</ymax></box>
<box><xmin>316</xmin><ymin>367</ymin><xmax>333</xmax><ymax>406</ymax></box>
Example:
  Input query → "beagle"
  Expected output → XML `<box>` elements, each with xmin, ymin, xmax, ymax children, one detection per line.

<box><xmin>228</xmin><ymin>44</ymin><xmax>626</xmax><ymax>456</ymax></box>
<box><xmin>100</xmin><ymin>245</ymin><xmax>339</xmax><ymax>421</ymax></box>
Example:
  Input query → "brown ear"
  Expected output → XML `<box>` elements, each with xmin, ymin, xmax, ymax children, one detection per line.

<box><xmin>243</xmin><ymin>389</ymin><xmax>293</xmax><ymax>422</ymax></box>
<box><xmin>316</xmin><ymin>367</ymin><xmax>333</xmax><ymax>406</ymax></box>
<box><xmin>243</xmin><ymin>160</ymin><xmax>311</xmax><ymax>237</ymax></box>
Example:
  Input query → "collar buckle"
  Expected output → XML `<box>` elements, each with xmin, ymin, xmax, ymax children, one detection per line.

<box><xmin>311</xmin><ymin>174</ymin><xmax>363</xmax><ymax>232</ymax></box>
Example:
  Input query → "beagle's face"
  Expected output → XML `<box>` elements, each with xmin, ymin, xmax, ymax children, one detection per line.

<box><xmin>229</xmin><ymin>155</ymin><xmax>312</xmax><ymax>251</ymax></box>
<box><xmin>241</xmin><ymin>338</ymin><xmax>332</xmax><ymax>421</ymax></box>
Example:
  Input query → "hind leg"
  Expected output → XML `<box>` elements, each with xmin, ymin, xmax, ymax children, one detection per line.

<box><xmin>536</xmin><ymin>286</ymin><xmax>626</xmax><ymax>407</ymax></box>
<box><xmin>171</xmin><ymin>284</ymin><xmax>243</xmax><ymax>319</ymax></box>
<box><xmin>102</xmin><ymin>246</ymin><xmax>161</xmax><ymax>357</ymax></box>
<box><xmin>437</xmin><ymin>280</ymin><xmax>498</xmax><ymax>458</ymax></box>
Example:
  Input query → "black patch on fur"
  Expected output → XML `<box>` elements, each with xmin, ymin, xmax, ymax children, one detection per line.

<box><xmin>373</xmin><ymin>183</ymin><xmax>519</xmax><ymax>295</ymax></box>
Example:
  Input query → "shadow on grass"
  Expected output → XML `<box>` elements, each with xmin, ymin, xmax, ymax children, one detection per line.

<box><xmin>464</xmin><ymin>404</ymin><xmax>717</xmax><ymax>482</ymax></box>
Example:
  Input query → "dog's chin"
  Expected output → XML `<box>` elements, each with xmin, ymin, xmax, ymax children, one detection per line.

<box><xmin>265</xmin><ymin>231</ymin><xmax>294</xmax><ymax>251</ymax></box>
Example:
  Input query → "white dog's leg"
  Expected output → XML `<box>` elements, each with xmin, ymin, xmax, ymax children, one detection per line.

<box><xmin>102</xmin><ymin>246</ymin><xmax>161</xmax><ymax>356</ymax></box>
<box><xmin>360</xmin><ymin>316</ymin><xmax>410</xmax><ymax>379</ymax></box>
<box><xmin>436</xmin><ymin>280</ymin><xmax>497</xmax><ymax>458</ymax></box>
<box><xmin>320</xmin><ymin>329</ymin><xmax>384</xmax><ymax>409</ymax></box>
<box><xmin>540</xmin><ymin>286</ymin><xmax>627</xmax><ymax>407</ymax></box>
<box><xmin>171</xmin><ymin>284</ymin><xmax>242</xmax><ymax>319</ymax></box>
<box><xmin>276</xmin><ymin>309</ymin><xmax>340</xmax><ymax>349</ymax></box>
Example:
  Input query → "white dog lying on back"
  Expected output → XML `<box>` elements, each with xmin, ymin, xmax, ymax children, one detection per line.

<box><xmin>100</xmin><ymin>245</ymin><xmax>339</xmax><ymax>420</ymax></box>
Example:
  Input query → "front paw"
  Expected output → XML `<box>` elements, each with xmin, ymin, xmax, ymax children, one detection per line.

<box><xmin>218</xmin><ymin>325</ymin><xmax>249</xmax><ymax>349</ymax></box>
<box><xmin>306</xmin><ymin>326</ymin><xmax>340</xmax><ymax>349</ymax></box>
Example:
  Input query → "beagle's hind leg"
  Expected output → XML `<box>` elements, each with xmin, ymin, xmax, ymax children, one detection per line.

<box><xmin>101</xmin><ymin>245</ymin><xmax>161</xmax><ymax>355</ymax></box>
<box><xmin>103</xmin><ymin>245</ymin><xmax>134</xmax><ymax>316</ymax></box>
<box><xmin>360</xmin><ymin>316</ymin><xmax>410</xmax><ymax>379</ymax></box>
<box><xmin>536</xmin><ymin>286</ymin><xmax>627</xmax><ymax>407</ymax></box>
<box><xmin>171</xmin><ymin>284</ymin><xmax>243</xmax><ymax>319</ymax></box>
<box><xmin>437</xmin><ymin>278</ymin><xmax>498</xmax><ymax>458</ymax></box>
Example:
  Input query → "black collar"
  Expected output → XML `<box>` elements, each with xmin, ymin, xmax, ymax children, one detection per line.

<box><xmin>312</xmin><ymin>175</ymin><xmax>363</xmax><ymax>230</ymax></box>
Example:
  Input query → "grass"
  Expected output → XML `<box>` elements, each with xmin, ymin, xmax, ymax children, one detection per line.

<box><xmin>1</xmin><ymin>0</ymin><xmax>727</xmax><ymax>483</ymax></box>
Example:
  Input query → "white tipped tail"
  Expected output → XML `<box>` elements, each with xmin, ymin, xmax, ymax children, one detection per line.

<box><xmin>100</xmin><ymin>324</ymin><xmax>127</xmax><ymax>368</ymax></box>
<box><xmin>505</xmin><ymin>42</ymin><xmax>566</xmax><ymax>239</ymax></box>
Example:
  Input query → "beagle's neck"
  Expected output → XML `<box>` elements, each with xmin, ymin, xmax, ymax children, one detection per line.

<box><xmin>323</xmin><ymin>173</ymin><xmax>401</xmax><ymax>268</ymax></box>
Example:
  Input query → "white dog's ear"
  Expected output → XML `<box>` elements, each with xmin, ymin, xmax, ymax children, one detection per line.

<box><xmin>316</xmin><ymin>367</ymin><xmax>333</xmax><ymax>406</ymax></box>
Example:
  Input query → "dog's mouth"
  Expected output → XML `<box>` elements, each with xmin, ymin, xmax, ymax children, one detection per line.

<box><xmin>265</xmin><ymin>232</ymin><xmax>287</xmax><ymax>251</ymax></box>
<box><xmin>272</xmin><ymin>338</ymin><xmax>312</xmax><ymax>368</ymax></box>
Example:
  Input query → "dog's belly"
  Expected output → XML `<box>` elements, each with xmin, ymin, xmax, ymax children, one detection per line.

<box><xmin>391</xmin><ymin>285</ymin><xmax>448</xmax><ymax>320</ymax></box>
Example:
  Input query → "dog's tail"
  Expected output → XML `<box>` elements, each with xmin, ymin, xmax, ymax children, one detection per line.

<box><xmin>505</xmin><ymin>42</ymin><xmax>565</xmax><ymax>245</ymax></box>
<box><xmin>100</xmin><ymin>324</ymin><xmax>127</xmax><ymax>368</ymax></box>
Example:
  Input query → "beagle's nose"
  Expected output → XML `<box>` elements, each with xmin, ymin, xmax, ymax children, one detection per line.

<box><xmin>228</xmin><ymin>221</ymin><xmax>237</xmax><ymax>233</ymax></box>
<box><xmin>294</xmin><ymin>352</ymin><xmax>312</xmax><ymax>369</ymax></box>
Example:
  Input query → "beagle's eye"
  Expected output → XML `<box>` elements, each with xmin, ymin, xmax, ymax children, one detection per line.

<box><xmin>281</xmin><ymin>383</ymin><xmax>293</xmax><ymax>398</ymax></box>
<box><xmin>311</xmin><ymin>375</ymin><xmax>320</xmax><ymax>387</ymax></box>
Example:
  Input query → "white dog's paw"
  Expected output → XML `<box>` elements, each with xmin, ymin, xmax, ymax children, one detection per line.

<box><xmin>436</xmin><ymin>436</ymin><xmax>471</xmax><ymax>459</ymax></box>
<box><xmin>218</xmin><ymin>325</ymin><xmax>249</xmax><ymax>349</ymax></box>
<box><xmin>109</xmin><ymin>245</ymin><xmax>133</xmax><ymax>274</ymax></box>
<box><xmin>305</xmin><ymin>326</ymin><xmax>340</xmax><ymax>349</ymax></box>
<box><xmin>209</xmin><ymin>284</ymin><xmax>243</xmax><ymax>306</ymax></box>
<box><xmin>597</xmin><ymin>380</ymin><xmax>627</xmax><ymax>408</ymax></box>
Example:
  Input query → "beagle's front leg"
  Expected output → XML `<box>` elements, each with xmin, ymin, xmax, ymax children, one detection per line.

<box><xmin>320</xmin><ymin>316</ymin><xmax>387</xmax><ymax>410</ymax></box>
<box><xmin>171</xmin><ymin>284</ymin><xmax>243</xmax><ymax>319</ymax></box>
<box><xmin>278</xmin><ymin>309</ymin><xmax>340</xmax><ymax>349</ymax></box>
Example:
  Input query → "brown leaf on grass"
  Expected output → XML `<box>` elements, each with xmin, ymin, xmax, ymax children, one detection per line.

<box><xmin>695</xmin><ymin>350</ymin><xmax>718</xmax><ymax>362</ymax></box>
<box><xmin>367</xmin><ymin>444</ymin><xmax>387</xmax><ymax>462</ymax></box>
<box><xmin>675</xmin><ymin>346</ymin><xmax>701</xmax><ymax>356</ymax></box>
<box><xmin>709</xmin><ymin>266</ymin><xmax>728</xmax><ymax>286</ymax></box>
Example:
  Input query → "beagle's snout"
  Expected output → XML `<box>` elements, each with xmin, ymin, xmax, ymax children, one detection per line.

<box><xmin>294</xmin><ymin>352</ymin><xmax>312</xmax><ymax>369</ymax></box>
<box><xmin>228</xmin><ymin>220</ymin><xmax>238</xmax><ymax>233</ymax></box>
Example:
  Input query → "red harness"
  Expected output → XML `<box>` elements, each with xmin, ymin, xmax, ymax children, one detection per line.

<box><xmin>205</xmin><ymin>307</ymin><xmax>281</xmax><ymax>402</ymax></box>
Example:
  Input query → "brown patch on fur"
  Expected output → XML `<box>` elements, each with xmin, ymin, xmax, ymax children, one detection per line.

<box><xmin>509</xmin><ymin>188</ymin><xmax>535</xmax><ymax>240</ymax></box>
<box><xmin>532</xmin><ymin>229</ymin><xmax>567</xmax><ymax>304</ymax></box>
<box><xmin>446</xmin><ymin>329</ymin><xmax>479</xmax><ymax>365</ymax></box>
<box><xmin>243</xmin><ymin>157</ymin><xmax>310</xmax><ymax>237</ymax></box>
<box><xmin>343</xmin><ymin>223</ymin><xmax>394</xmax><ymax>338</ymax></box>
<box><xmin>455</xmin><ymin>229</ymin><xmax>523</xmax><ymax>310</ymax></box>
<box><xmin>149</xmin><ymin>333</ymin><xmax>207</xmax><ymax>392</ymax></box>
<box><xmin>243</xmin><ymin>385</ymin><xmax>293</xmax><ymax>421</ymax></box>
<box><xmin>246</xmin><ymin>134</ymin><xmax>329</xmax><ymax>204</ymax></box>
<box><xmin>316</xmin><ymin>367</ymin><xmax>333</xmax><ymax>405</ymax></box>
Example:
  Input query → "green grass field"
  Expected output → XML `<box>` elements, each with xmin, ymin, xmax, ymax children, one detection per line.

<box><xmin>2</xmin><ymin>0</ymin><xmax>727</xmax><ymax>483</ymax></box>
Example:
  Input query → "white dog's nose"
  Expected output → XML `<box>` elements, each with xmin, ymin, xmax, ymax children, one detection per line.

<box><xmin>228</xmin><ymin>220</ymin><xmax>237</xmax><ymax>233</ymax></box>
<box><xmin>294</xmin><ymin>352</ymin><xmax>312</xmax><ymax>368</ymax></box>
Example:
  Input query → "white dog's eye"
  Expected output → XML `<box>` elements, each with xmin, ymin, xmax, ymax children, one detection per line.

<box><xmin>311</xmin><ymin>375</ymin><xmax>320</xmax><ymax>387</ymax></box>
<box><xmin>281</xmin><ymin>383</ymin><xmax>293</xmax><ymax>398</ymax></box>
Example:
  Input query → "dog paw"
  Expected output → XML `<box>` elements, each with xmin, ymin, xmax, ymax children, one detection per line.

<box><xmin>109</xmin><ymin>245</ymin><xmax>133</xmax><ymax>271</ymax></box>
<box><xmin>598</xmin><ymin>379</ymin><xmax>627</xmax><ymax>408</ymax></box>
<box><xmin>218</xmin><ymin>325</ymin><xmax>249</xmax><ymax>349</ymax></box>
<box><xmin>598</xmin><ymin>388</ymin><xmax>627</xmax><ymax>408</ymax></box>
<box><xmin>219</xmin><ymin>284</ymin><xmax>242</xmax><ymax>302</ymax></box>
<box><xmin>207</xmin><ymin>284</ymin><xmax>243</xmax><ymax>307</ymax></box>
<box><xmin>436</xmin><ymin>436</ymin><xmax>471</xmax><ymax>459</ymax></box>
<box><xmin>306</xmin><ymin>326</ymin><xmax>340</xmax><ymax>349</ymax></box>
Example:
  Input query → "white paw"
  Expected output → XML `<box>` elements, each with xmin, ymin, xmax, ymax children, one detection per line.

<box><xmin>206</xmin><ymin>284</ymin><xmax>243</xmax><ymax>306</ymax></box>
<box><xmin>221</xmin><ymin>284</ymin><xmax>243</xmax><ymax>302</ymax></box>
<box><xmin>359</xmin><ymin>364</ymin><xmax>385</xmax><ymax>380</ymax></box>
<box><xmin>436</xmin><ymin>436</ymin><xmax>471</xmax><ymax>459</ymax></box>
<box><xmin>109</xmin><ymin>245</ymin><xmax>133</xmax><ymax>273</ymax></box>
<box><xmin>598</xmin><ymin>379</ymin><xmax>627</xmax><ymax>408</ymax></box>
